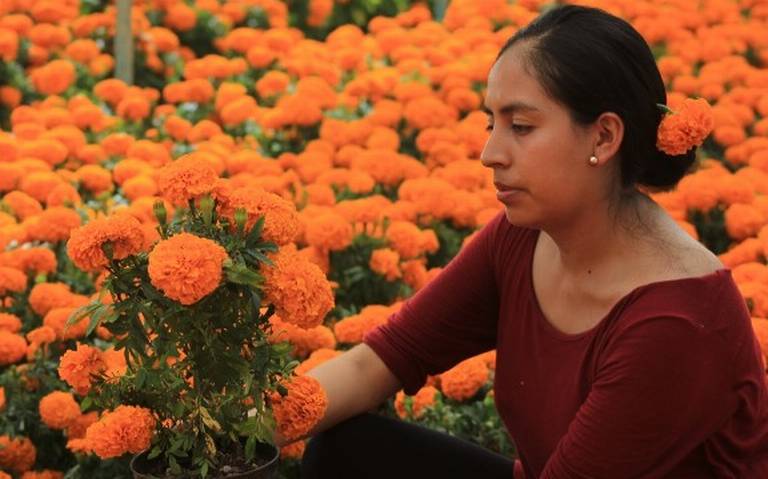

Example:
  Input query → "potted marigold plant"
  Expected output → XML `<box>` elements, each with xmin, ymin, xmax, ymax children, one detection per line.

<box><xmin>60</xmin><ymin>154</ymin><xmax>331</xmax><ymax>478</ymax></box>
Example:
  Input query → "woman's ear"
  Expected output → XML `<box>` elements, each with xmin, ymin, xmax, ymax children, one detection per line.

<box><xmin>592</xmin><ymin>112</ymin><xmax>624</xmax><ymax>162</ymax></box>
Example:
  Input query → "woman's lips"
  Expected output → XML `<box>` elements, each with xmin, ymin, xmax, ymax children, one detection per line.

<box><xmin>496</xmin><ymin>189</ymin><xmax>523</xmax><ymax>204</ymax></box>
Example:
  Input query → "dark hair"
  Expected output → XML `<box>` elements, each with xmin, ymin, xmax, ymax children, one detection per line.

<box><xmin>497</xmin><ymin>5</ymin><xmax>695</xmax><ymax>192</ymax></box>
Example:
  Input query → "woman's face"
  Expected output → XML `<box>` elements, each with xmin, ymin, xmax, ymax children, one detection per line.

<box><xmin>481</xmin><ymin>46</ymin><xmax>606</xmax><ymax>230</ymax></box>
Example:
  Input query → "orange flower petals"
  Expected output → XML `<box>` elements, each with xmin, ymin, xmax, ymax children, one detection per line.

<box><xmin>147</xmin><ymin>233</ymin><xmax>228</xmax><ymax>305</ymax></box>
<box><xmin>83</xmin><ymin>405</ymin><xmax>156</xmax><ymax>459</ymax></box>
<box><xmin>270</xmin><ymin>375</ymin><xmax>327</xmax><ymax>442</ymax></box>
<box><xmin>66</xmin><ymin>214</ymin><xmax>145</xmax><ymax>271</ymax></box>
<box><xmin>656</xmin><ymin>98</ymin><xmax>715</xmax><ymax>156</ymax></box>
<box><xmin>39</xmin><ymin>391</ymin><xmax>81</xmax><ymax>430</ymax></box>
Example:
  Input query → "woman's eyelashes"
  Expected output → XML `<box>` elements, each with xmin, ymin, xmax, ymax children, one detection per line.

<box><xmin>485</xmin><ymin>123</ymin><xmax>534</xmax><ymax>134</ymax></box>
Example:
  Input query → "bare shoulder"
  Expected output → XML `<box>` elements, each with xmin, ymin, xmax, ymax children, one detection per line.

<box><xmin>646</xmin><ymin>228</ymin><xmax>725</xmax><ymax>280</ymax></box>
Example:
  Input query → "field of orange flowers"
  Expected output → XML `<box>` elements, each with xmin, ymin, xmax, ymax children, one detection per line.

<box><xmin>1</xmin><ymin>0</ymin><xmax>768</xmax><ymax>477</ymax></box>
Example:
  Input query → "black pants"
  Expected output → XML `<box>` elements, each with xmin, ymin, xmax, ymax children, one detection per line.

<box><xmin>301</xmin><ymin>412</ymin><xmax>515</xmax><ymax>478</ymax></box>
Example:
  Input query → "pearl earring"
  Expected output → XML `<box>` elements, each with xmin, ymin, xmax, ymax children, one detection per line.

<box><xmin>588</xmin><ymin>155</ymin><xmax>598</xmax><ymax>166</ymax></box>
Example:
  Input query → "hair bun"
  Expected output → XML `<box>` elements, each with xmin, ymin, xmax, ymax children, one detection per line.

<box><xmin>638</xmin><ymin>147</ymin><xmax>697</xmax><ymax>191</ymax></box>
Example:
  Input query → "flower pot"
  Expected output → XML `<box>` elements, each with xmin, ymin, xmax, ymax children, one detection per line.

<box><xmin>130</xmin><ymin>442</ymin><xmax>280</xmax><ymax>479</ymax></box>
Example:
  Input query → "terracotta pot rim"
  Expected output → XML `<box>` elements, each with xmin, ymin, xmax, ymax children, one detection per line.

<box><xmin>130</xmin><ymin>441</ymin><xmax>280</xmax><ymax>479</ymax></box>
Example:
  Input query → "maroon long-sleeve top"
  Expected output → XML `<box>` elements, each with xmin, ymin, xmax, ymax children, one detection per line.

<box><xmin>363</xmin><ymin>211</ymin><xmax>768</xmax><ymax>478</ymax></box>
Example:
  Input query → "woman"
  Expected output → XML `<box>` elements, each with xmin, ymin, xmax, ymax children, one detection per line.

<box><xmin>293</xmin><ymin>5</ymin><xmax>768</xmax><ymax>478</ymax></box>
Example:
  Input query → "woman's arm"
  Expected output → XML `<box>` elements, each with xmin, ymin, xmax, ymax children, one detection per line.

<box><xmin>274</xmin><ymin>343</ymin><xmax>401</xmax><ymax>447</ymax></box>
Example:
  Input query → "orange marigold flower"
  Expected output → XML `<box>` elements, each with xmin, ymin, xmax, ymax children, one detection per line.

<box><xmin>26</xmin><ymin>326</ymin><xmax>56</xmax><ymax>345</ymax></box>
<box><xmin>0</xmin><ymin>386</ymin><xmax>4</xmax><ymax>411</ymax></box>
<box><xmin>656</xmin><ymin>98</ymin><xmax>715</xmax><ymax>156</ymax></box>
<box><xmin>65</xmin><ymin>411</ymin><xmax>98</xmax><ymax>439</ymax></box>
<box><xmin>280</xmin><ymin>440</ymin><xmax>306</xmax><ymax>459</ymax></box>
<box><xmin>725</xmin><ymin>203</ymin><xmax>766</xmax><ymax>241</ymax></box>
<box><xmin>155</xmin><ymin>153</ymin><xmax>219</xmax><ymax>206</ymax></box>
<box><xmin>28</xmin><ymin>282</ymin><xmax>74</xmax><ymax>316</ymax></box>
<box><xmin>369</xmin><ymin>248</ymin><xmax>401</xmax><ymax>280</ymax></box>
<box><xmin>256</xmin><ymin>70</ymin><xmax>291</xmax><ymax>98</ymax></box>
<box><xmin>268</xmin><ymin>315</ymin><xmax>336</xmax><ymax>358</ymax></box>
<box><xmin>147</xmin><ymin>233</ymin><xmax>228</xmax><ymax>305</ymax></box>
<box><xmin>385</xmin><ymin>221</ymin><xmax>439</xmax><ymax>259</ymax></box>
<box><xmin>31</xmin><ymin>60</ymin><xmax>76</xmax><ymax>96</ymax></box>
<box><xmin>439</xmin><ymin>356</ymin><xmax>489</xmax><ymax>401</ymax></box>
<box><xmin>43</xmin><ymin>307</ymin><xmax>88</xmax><ymax>341</ymax></box>
<box><xmin>20</xmin><ymin>470</ymin><xmax>64</xmax><ymax>479</ymax></box>
<box><xmin>334</xmin><ymin>304</ymin><xmax>394</xmax><ymax>344</ymax></box>
<box><xmin>217</xmin><ymin>186</ymin><xmax>300</xmax><ymax>245</ymax></box>
<box><xmin>0</xmin><ymin>435</ymin><xmax>36</xmax><ymax>473</ymax></box>
<box><xmin>303</xmin><ymin>212</ymin><xmax>353</xmax><ymax>251</ymax></box>
<box><xmin>262</xmin><ymin>246</ymin><xmax>334</xmax><ymax>329</ymax></box>
<box><xmin>0</xmin><ymin>266</ymin><xmax>26</xmax><ymax>296</ymax></box>
<box><xmin>0</xmin><ymin>313</ymin><xmax>21</xmax><ymax>333</ymax></box>
<box><xmin>116</xmin><ymin>95</ymin><xmax>151</xmax><ymax>122</ymax></box>
<box><xmin>19</xmin><ymin>171</ymin><xmax>64</xmax><ymax>203</ymax></box>
<box><xmin>270</xmin><ymin>375</ymin><xmax>327</xmax><ymax>442</ymax></box>
<box><xmin>84</xmin><ymin>405</ymin><xmax>156</xmax><ymax>459</ymax></box>
<box><xmin>394</xmin><ymin>385</ymin><xmax>438</xmax><ymax>419</ymax></box>
<box><xmin>25</xmin><ymin>206</ymin><xmax>81</xmax><ymax>243</ymax></box>
<box><xmin>46</xmin><ymin>183</ymin><xmax>82</xmax><ymax>208</ymax></box>
<box><xmin>76</xmin><ymin>165</ymin><xmax>113</xmax><ymax>194</ymax></box>
<box><xmin>66</xmin><ymin>214</ymin><xmax>145</xmax><ymax>271</ymax></box>
<box><xmin>4</xmin><ymin>191</ymin><xmax>43</xmax><ymax>220</ymax></box>
<box><xmin>0</xmin><ymin>331</ymin><xmax>27</xmax><ymax>365</ymax></box>
<box><xmin>39</xmin><ymin>391</ymin><xmax>80</xmax><ymax>430</ymax></box>
<box><xmin>58</xmin><ymin>343</ymin><xmax>107</xmax><ymax>395</ymax></box>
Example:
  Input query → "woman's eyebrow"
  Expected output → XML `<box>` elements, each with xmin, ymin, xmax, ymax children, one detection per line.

<box><xmin>482</xmin><ymin>101</ymin><xmax>540</xmax><ymax>115</ymax></box>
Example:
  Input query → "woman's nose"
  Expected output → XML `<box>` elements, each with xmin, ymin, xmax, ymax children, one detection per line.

<box><xmin>480</xmin><ymin>131</ymin><xmax>509</xmax><ymax>169</ymax></box>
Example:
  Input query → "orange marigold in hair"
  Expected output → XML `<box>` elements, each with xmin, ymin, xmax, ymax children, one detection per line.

<box><xmin>84</xmin><ymin>405</ymin><xmax>156</xmax><ymax>459</ymax></box>
<box><xmin>155</xmin><ymin>153</ymin><xmax>219</xmax><ymax>206</ymax></box>
<box><xmin>270</xmin><ymin>376</ymin><xmax>327</xmax><ymax>442</ymax></box>
<box><xmin>439</xmin><ymin>356</ymin><xmax>489</xmax><ymax>401</ymax></box>
<box><xmin>25</xmin><ymin>206</ymin><xmax>81</xmax><ymax>243</ymax></box>
<box><xmin>0</xmin><ymin>313</ymin><xmax>21</xmax><ymax>333</ymax></box>
<box><xmin>66</xmin><ymin>214</ymin><xmax>144</xmax><ymax>271</ymax></box>
<box><xmin>39</xmin><ymin>391</ymin><xmax>80</xmax><ymax>430</ymax></box>
<box><xmin>394</xmin><ymin>385</ymin><xmax>438</xmax><ymax>419</ymax></box>
<box><xmin>217</xmin><ymin>186</ymin><xmax>300</xmax><ymax>245</ymax></box>
<box><xmin>147</xmin><ymin>233</ymin><xmax>228</xmax><ymax>305</ymax></box>
<box><xmin>0</xmin><ymin>472</ymin><xmax>7</xmax><ymax>479</ymax></box>
<box><xmin>261</xmin><ymin>246</ymin><xmax>334</xmax><ymax>329</ymax></box>
<box><xmin>0</xmin><ymin>435</ymin><xmax>36</xmax><ymax>473</ymax></box>
<box><xmin>58</xmin><ymin>343</ymin><xmax>106</xmax><ymax>396</ymax></box>
<box><xmin>0</xmin><ymin>266</ymin><xmax>26</xmax><ymax>296</ymax></box>
<box><xmin>0</xmin><ymin>331</ymin><xmax>27</xmax><ymax>365</ymax></box>
<box><xmin>656</xmin><ymin>98</ymin><xmax>715</xmax><ymax>156</ymax></box>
